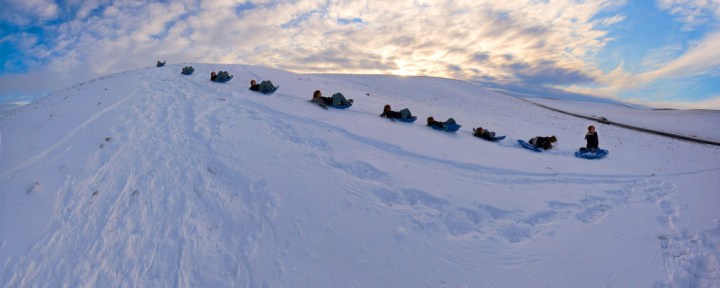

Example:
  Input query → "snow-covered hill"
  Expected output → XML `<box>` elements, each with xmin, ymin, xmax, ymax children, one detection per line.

<box><xmin>1</xmin><ymin>64</ymin><xmax>719</xmax><ymax>287</ymax></box>
<box><xmin>527</xmin><ymin>98</ymin><xmax>720</xmax><ymax>143</ymax></box>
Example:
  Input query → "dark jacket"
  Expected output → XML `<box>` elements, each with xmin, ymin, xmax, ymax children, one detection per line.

<box><xmin>311</xmin><ymin>96</ymin><xmax>334</xmax><ymax>108</ymax></box>
<box><xmin>474</xmin><ymin>129</ymin><xmax>496</xmax><ymax>140</ymax></box>
<box><xmin>427</xmin><ymin>120</ymin><xmax>446</xmax><ymax>129</ymax></box>
<box><xmin>381</xmin><ymin>110</ymin><xmax>402</xmax><ymax>119</ymax></box>
<box><xmin>250</xmin><ymin>84</ymin><xmax>260</xmax><ymax>91</ymax></box>
<box><xmin>585</xmin><ymin>132</ymin><xmax>599</xmax><ymax>150</ymax></box>
<box><xmin>211</xmin><ymin>74</ymin><xmax>217</xmax><ymax>81</ymax></box>
<box><xmin>320</xmin><ymin>96</ymin><xmax>333</xmax><ymax>105</ymax></box>
<box><xmin>529</xmin><ymin>136</ymin><xmax>554</xmax><ymax>150</ymax></box>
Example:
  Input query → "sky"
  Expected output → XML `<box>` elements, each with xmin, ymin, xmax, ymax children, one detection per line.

<box><xmin>1</xmin><ymin>0</ymin><xmax>719</xmax><ymax>109</ymax></box>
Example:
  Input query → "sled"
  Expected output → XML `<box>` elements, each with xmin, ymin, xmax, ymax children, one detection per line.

<box><xmin>251</xmin><ymin>86</ymin><xmax>279</xmax><ymax>94</ymax></box>
<box><xmin>181</xmin><ymin>67</ymin><xmax>194</xmax><ymax>75</ymax></box>
<box><xmin>518</xmin><ymin>139</ymin><xmax>542</xmax><ymax>152</ymax></box>
<box><xmin>477</xmin><ymin>135</ymin><xmax>506</xmax><ymax>141</ymax></box>
<box><xmin>396</xmin><ymin>116</ymin><xmax>417</xmax><ymax>123</ymax></box>
<box><xmin>331</xmin><ymin>103</ymin><xmax>352</xmax><ymax>109</ymax></box>
<box><xmin>472</xmin><ymin>129</ymin><xmax>505</xmax><ymax>141</ymax></box>
<box><xmin>431</xmin><ymin>123</ymin><xmax>461</xmax><ymax>132</ymax></box>
<box><xmin>213</xmin><ymin>76</ymin><xmax>233</xmax><ymax>83</ymax></box>
<box><xmin>575</xmin><ymin>149</ymin><xmax>609</xmax><ymax>159</ymax></box>
<box><xmin>330</xmin><ymin>99</ymin><xmax>353</xmax><ymax>109</ymax></box>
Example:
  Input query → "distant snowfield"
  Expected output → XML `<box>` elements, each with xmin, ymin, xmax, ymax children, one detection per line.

<box><xmin>1</xmin><ymin>64</ymin><xmax>719</xmax><ymax>287</ymax></box>
<box><xmin>527</xmin><ymin>98</ymin><xmax>720</xmax><ymax>142</ymax></box>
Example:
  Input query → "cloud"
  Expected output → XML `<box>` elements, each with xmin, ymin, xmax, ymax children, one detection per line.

<box><xmin>559</xmin><ymin>24</ymin><xmax>720</xmax><ymax>109</ymax></box>
<box><xmin>16</xmin><ymin>0</ymin><xmax>720</xmax><ymax>109</ymax></box>
<box><xmin>73</xmin><ymin>0</ymin><xmax>110</xmax><ymax>20</ymax></box>
<box><xmin>510</xmin><ymin>61</ymin><xmax>595</xmax><ymax>85</ymax></box>
<box><xmin>592</xmin><ymin>31</ymin><xmax>720</xmax><ymax>90</ymax></box>
<box><xmin>630</xmin><ymin>95</ymin><xmax>720</xmax><ymax>110</ymax></box>
<box><xmin>472</xmin><ymin>52</ymin><xmax>490</xmax><ymax>62</ymax></box>
<box><xmin>656</xmin><ymin>0</ymin><xmax>720</xmax><ymax>30</ymax></box>
<box><xmin>641</xmin><ymin>31</ymin><xmax>720</xmax><ymax>81</ymax></box>
<box><xmin>640</xmin><ymin>44</ymin><xmax>684</xmax><ymax>70</ymax></box>
<box><xmin>7</xmin><ymin>1</ymin><xmax>623</xmax><ymax>74</ymax></box>
<box><xmin>0</xmin><ymin>0</ymin><xmax>59</xmax><ymax>25</ymax></box>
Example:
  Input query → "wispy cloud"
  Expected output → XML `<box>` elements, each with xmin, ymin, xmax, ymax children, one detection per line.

<box><xmin>641</xmin><ymin>31</ymin><xmax>720</xmax><ymax>81</ymax></box>
<box><xmin>641</xmin><ymin>43</ymin><xmax>684</xmax><ymax>70</ymax></box>
<box><xmin>656</xmin><ymin>0</ymin><xmax>720</xmax><ymax>30</ymax></box>
<box><xmin>572</xmin><ymin>30</ymin><xmax>720</xmax><ymax>101</ymax></box>
<box><xmin>630</xmin><ymin>94</ymin><xmax>720</xmax><ymax>109</ymax></box>
<box><xmin>0</xmin><ymin>0</ymin><xmax>59</xmax><ymax>25</ymax></box>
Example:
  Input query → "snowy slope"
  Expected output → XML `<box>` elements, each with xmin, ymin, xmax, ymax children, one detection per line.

<box><xmin>527</xmin><ymin>98</ymin><xmax>720</xmax><ymax>142</ymax></box>
<box><xmin>1</xmin><ymin>64</ymin><xmax>719</xmax><ymax>287</ymax></box>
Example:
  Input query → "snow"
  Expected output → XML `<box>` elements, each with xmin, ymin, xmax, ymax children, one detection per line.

<box><xmin>527</xmin><ymin>98</ymin><xmax>720</xmax><ymax>142</ymax></box>
<box><xmin>1</xmin><ymin>64</ymin><xmax>719</xmax><ymax>287</ymax></box>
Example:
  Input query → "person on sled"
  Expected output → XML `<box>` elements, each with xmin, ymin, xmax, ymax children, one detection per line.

<box><xmin>528</xmin><ymin>135</ymin><xmax>557</xmax><ymax>150</ymax></box>
<box><xmin>380</xmin><ymin>105</ymin><xmax>413</xmax><ymax>120</ymax></box>
<box><xmin>310</xmin><ymin>90</ymin><xmax>352</xmax><ymax>108</ymax></box>
<box><xmin>427</xmin><ymin>116</ymin><xmax>457</xmax><ymax>129</ymax></box>
<box><xmin>580</xmin><ymin>125</ymin><xmax>599</xmax><ymax>152</ymax></box>
<box><xmin>473</xmin><ymin>127</ymin><xmax>497</xmax><ymax>140</ymax></box>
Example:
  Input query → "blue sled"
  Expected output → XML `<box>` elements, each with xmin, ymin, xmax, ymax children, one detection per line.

<box><xmin>432</xmin><ymin>124</ymin><xmax>461</xmax><ymax>132</ymax></box>
<box><xmin>250</xmin><ymin>86</ymin><xmax>279</xmax><ymax>95</ymax></box>
<box><xmin>518</xmin><ymin>140</ymin><xmax>542</xmax><ymax>152</ymax></box>
<box><xmin>331</xmin><ymin>102</ymin><xmax>353</xmax><ymax>109</ymax></box>
<box><xmin>575</xmin><ymin>149</ymin><xmax>609</xmax><ymax>159</ymax></box>
<box><xmin>212</xmin><ymin>76</ymin><xmax>233</xmax><ymax>83</ymax></box>
<box><xmin>396</xmin><ymin>116</ymin><xmax>417</xmax><ymax>123</ymax></box>
<box><xmin>474</xmin><ymin>134</ymin><xmax>506</xmax><ymax>141</ymax></box>
<box><xmin>445</xmin><ymin>124</ymin><xmax>461</xmax><ymax>132</ymax></box>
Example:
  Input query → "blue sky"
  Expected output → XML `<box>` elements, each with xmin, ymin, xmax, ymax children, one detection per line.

<box><xmin>1</xmin><ymin>0</ymin><xmax>719</xmax><ymax>109</ymax></box>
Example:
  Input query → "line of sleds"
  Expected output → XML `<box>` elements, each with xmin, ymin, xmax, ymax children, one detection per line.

<box><xmin>209</xmin><ymin>70</ymin><xmax>278</xmax><ymax>94</ymax></box>
<box><xmin>516</xmin><ymin>129</ymin><xmax>608</xmax><ymax>159</ymax></box>
<box><xmin>160</xmin><ymin>61</ymin><xmax>277</xmax><ymax>94</ymax></box>
<box><xmin>378</xmin><ymin>104</ymin><xmax>607</xmax><ymax>159</ymax></box>
<box><xmin>164</xmin><ymin>61</ymin><xmax>608</xmax><ymax>160</ymax></box>
<box><xmin>177</xmin><ymin>64</ymin><xmax>279</xmax><ymax>94</ymax></box>
<box><xmin>375</xmin><ymin>103</ymin><xmax>605</xmax><ymax>158</ymax></box>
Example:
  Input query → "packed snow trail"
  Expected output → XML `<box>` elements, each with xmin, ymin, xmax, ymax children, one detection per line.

<box><xmin>1</xmin><ymin>64</ymin><xmax>718</xmax><ymax>287</ymax></box>
<box><xmin>3</xmin><ymin>68</ymin><xmax>276</xmax><ymax>286</ymax></box>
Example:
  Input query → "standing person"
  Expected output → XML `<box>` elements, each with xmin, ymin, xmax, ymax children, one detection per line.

<box><xmin>582</xmin><ymin>125</ymin><xmax>599</xmax><ymax>151</ymax></box>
